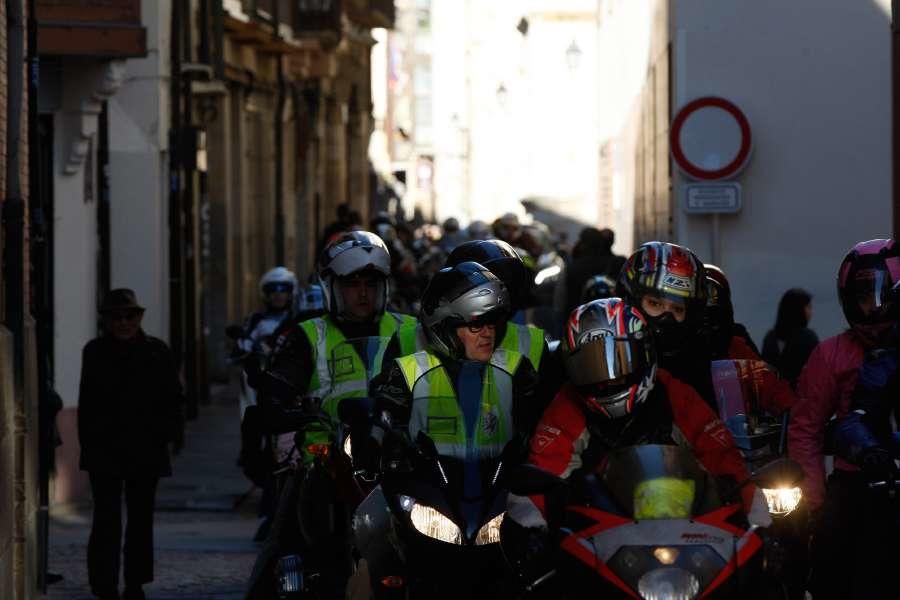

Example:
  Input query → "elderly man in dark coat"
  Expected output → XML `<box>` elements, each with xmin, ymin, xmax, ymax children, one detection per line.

<box><xmin>78</xmin><ymin>289</ymin><xmax>184</xmax><ymax>600</ymax></box>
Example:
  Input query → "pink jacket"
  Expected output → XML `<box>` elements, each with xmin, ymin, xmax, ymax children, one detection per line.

<box><xmin>788</xmin><ymin>331</ymin><xmax>864</xmax><ymax>510</ymax></box>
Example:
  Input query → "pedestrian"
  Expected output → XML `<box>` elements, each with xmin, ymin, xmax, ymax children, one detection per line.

<box><xmin>560</xmin><ymin>227</ymin><xmax>625</xmax><ymax>316</ymax></box>
<box><xmin>761</xmin><ymin>288</ymin><xmax>819</xmax><ymax>386</ymax></box>
<box><xmin>78</xmin><ymin>289</ymin><xmax>184</xmax><ymax>600</ymax></box>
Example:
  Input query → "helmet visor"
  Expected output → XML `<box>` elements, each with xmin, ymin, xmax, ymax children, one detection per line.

<box><xmin>566</xmin><ymin>335</ymin><xmax>652</xmax><ymax>387</ymax></box>
<box><xmin>850</xmin><ymin>268</ymin><xmax>894</xmax><ymax>322</ymax></box>
<box><xmin>263</xmin><ymin>281</ymin><xmax>294</xmax><ymax>295</ymax></box>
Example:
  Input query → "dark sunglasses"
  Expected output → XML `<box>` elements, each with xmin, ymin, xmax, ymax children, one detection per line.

<box><xmin>107</xmin><ymin>310</ymin><xmax>143</xmax><ymax>322</ymax></box>
<box><xmin>466</xmin><ymin>322</ymin><xmax>497</xmax><ymax>334</ymax></box>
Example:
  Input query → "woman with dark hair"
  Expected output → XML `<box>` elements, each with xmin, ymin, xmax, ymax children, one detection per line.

<box><xmin>762</xmin><ymin>288</ymin><xmax>819</xmax><ymax>385</ymax></box>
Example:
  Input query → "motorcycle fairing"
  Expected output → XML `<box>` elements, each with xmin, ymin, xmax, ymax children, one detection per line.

<box><xmin>693</xmin><ymin>505</ymin><xmax>763</xmax><ymax>597</ymax></box>
<box><xmin>558</xmin><ymin>503</ymin><xmax>763</xmax><ymax>598</ymax></box>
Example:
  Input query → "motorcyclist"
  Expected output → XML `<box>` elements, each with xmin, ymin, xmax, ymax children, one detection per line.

<box><xmin>368</xmin><ymin>261</ymin><xmax>543</xmax><ymax>466</ymax></box>
<box><xmin>446</xmin><ymin>240</ymin><xmax>563</xmax><ymax>409</ymax></box>
<box><xmin>705</xmin><ymin>264</ymin><xmax>795</xmax><ymax>415</ymax></box>
<box><xmin>246</xmin><ymin>232</ymin><xmax>420</xmax><ymax>599</ymax></box>
<box><xmin>232</xmin><ymin>267</ymin><xmax>299</xmax><ymax>417</ymax></box>
<box><xmin>704</xmin><ymin>264</ymin><xmax>761</xmax><ymax>359</ymax></box>
<box><xmin>580</xmin><ymin>274</ymin><xmax>616</xmax><ymax>303</ymax></box>
<box><xmin>503</xmin><ymin>299</ymin><xmax>769</xmax><ymax>585</ymax></box>
<box><xmin>790</xmin><ymin>239</ymin><xmax>900</xmax><ymax>599</ymax></box>
<box><xmin>262</xmin><ymin>232</ymin><xmax>420</xmax><ymax>444</ymax></box>
<box><xmin>615</xmin><ymin>241</ymin><xmax>718</xmax><ymax>409</ymax></box>
<box><xmin>230</xmin><ymin>267</ymin><xmax>298</xmax><ymax>543</ymax></box>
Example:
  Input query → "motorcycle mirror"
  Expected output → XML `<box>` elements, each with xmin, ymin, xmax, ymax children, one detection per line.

<box><xmin>225</xmin><ymin>324</ymin><xmax>244</xmax><ymax>340</ymax></box>
<box><xmin>751</xmin><ymin>458</ymin><xmax>805</xmax><ymax>490</ymax></box>
<box><xmin>507</xmin><ymin>464</ymin><xmax>566</xmax><ymax>496</ymax></box>
<box><xmin>415</xmin><ymin>431</ymin><xmax>440</xmax><ymax>458</ymax></box>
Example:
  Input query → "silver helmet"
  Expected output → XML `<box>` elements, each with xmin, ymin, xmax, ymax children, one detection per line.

<box><xmin>419</xmin><ymin>261</ymin><xmax>510</xmax><ymax>359</ymax></box>
<box><xmin>319</xmin><ymin>231</ymin><xmax>391</xmax><ymax>320</ymax></box>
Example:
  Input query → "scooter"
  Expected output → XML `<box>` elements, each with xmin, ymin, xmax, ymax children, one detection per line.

<box><xmin>506</xmin><ymin>444</ymin><xmax>804</xmax><ymax>599</ymax></box>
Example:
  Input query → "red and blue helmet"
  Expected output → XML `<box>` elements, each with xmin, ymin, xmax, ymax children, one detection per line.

<box><xmin>563</xmin><ymin>298</ymin><xmax>658</xmax><ymax>420</ymax></box>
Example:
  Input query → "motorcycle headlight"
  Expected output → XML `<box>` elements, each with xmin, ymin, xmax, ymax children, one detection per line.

<box><xmin>343</xmin><ymin>435</ymin><xmax>352</xmax><ymax>458</ymax></box>
<box><xmin>474</xmin><ymin>512</ymin><xmax>505</xmax><ymax>545</ymax></box>
<box><xmin>762</xmin><ymin>486</ymin><xmax>802</xmax><ymax>516</ymax></box>
<box><xmin>410</xmin><ymin>503</ymin><xmax>463</xmax><ymax>545</ymax></box>
<box><xmin>637</xmin><ymin>567</ymin><xmax>700</xmax><ymax>600</ymax></box>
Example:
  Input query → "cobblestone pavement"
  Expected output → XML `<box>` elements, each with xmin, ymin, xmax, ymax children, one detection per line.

<box><xmin>46</xmin><ymin>385</ymin><xmax>264</xmax><ymax>600</ymax></box>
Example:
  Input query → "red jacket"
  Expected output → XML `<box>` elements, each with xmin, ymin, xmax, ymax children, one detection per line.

<box><xmin>788</xmin><ymin>331</ymin><xmax>865</xmax><ymax>510</ymax></box>
<box><xmin>508</xmin><ymin>369</ymin><xmax>757</xmax><ymax>528</ymax></box>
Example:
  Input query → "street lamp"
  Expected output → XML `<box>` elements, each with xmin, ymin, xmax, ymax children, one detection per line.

<box><xmin>565</xmin><ymin>39</ymin><xmax>582</xmax><ymax>71</ymax></box>
<box><xmin>496</xmin><ymin>83</ymin><xmax>508</xmax><ymax>108</ymax></box>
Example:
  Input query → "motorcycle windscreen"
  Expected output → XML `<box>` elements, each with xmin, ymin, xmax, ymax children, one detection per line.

<box><xmin>565</xmin><ymin>335</ymin><xmax>652</xmax><ymax>387</ymax></box>
<box><xmin>597</xmin><ymin>445</ymin><xmax>717</xmax><ymax>520</ymax></box>
<box><xmin>711</xmin><ymin>359</ymin><xmax>782</xmax><ymax>451</ymax></box>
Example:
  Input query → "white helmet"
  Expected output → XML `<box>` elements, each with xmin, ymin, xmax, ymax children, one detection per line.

<box><xmin>318</xmin><ymin>231</ymin><xmax>391</xmax><ymax>320</ymax></box>
<box><xmin>259</xmin><ymin>266</ymin><xmax>298</xmax><ymax>297</ymax></box>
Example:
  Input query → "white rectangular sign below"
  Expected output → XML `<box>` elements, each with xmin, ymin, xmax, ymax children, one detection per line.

<box><xmin>683</xmin><ymin>182</ymin><xmax>742</xmax><ymax>214</ymax></box>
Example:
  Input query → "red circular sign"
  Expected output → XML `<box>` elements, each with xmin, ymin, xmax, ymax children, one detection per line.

<box><xmin>670</xmin><ymin>97</ymin><xmax>752</xmax><ymax>181</ymax></box>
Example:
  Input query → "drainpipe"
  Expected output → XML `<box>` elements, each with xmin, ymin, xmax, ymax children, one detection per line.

<box><xmin>170</xmin><ymin>0</ymin><xmax>184</xmax><ymax>374</ymax></box>
<box><xmin>273</xmin><ymin>0</ymin><xmax>286</xmax><ymax>264</ymax></box>
<box><xmin>4</xmin><ymin>2</ymin><xmax>27</xmax><ymax>596</ymax></box>
<box><xmin>894</xmin><ymin>0</ymin><xmax>900</xmax><ymax>238</ymax></box>
<box><xmin>4</xmin><ymin>0</ymin><xmax>25</xmax><ymax>377</ymax></box>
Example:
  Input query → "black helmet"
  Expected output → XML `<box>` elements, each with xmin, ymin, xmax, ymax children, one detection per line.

<box><xmin>704</xmin><ymin>264</ymin><xmax>735</xmax><ymax>355</ymax></box>
<box><xmin>581</xmin><ymin>274</ymin><xmax>617</xmax><ymax>303</ymax></box>
<box><xmin>563</xmin><ymin>299</ymin><xmax>657</xmax><ymax>420</ymax></box>
<box><xmin>420</xmin><ymin>261</ymin><xmax>510</xmax><ymax>359</ymax></box>
<box><xmin>446</xmin><ymin>239</ymin><xmax>531</xmax><ymax>311</ymax></box>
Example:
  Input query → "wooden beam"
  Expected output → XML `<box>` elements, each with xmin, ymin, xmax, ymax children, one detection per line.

<box><xmin>37</xmin><ymin>25</ymin><xmax>147</xmax><ymax>57</ymax></box>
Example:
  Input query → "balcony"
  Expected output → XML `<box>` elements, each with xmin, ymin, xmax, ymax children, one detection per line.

<box><xmin>36</xmin><ymin>0</ymin><xmax>147</xmax><ymax>57</ymax></box>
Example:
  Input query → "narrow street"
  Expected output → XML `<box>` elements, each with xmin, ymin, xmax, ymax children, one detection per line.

<box><xmin>46</xmin><ymin>385</ymin><xmax>260</xmax><ymax>600</ymax></box>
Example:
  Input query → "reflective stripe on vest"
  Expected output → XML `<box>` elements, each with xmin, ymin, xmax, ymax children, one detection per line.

<box><xmin>501</xmin><ymin>323</ymin><xmax>545</xmax><ymax>369</ymax></box>
<box><xmin>396</xmin><ymin>348</ymin><xmax>522</xmax><ymax>461</ymax></box>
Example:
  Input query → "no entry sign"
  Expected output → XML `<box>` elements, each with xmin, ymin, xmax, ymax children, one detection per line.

<box><xmin>671</xmin><ymin>97</ymin><xmax>752</xmax><ymax>181</ymax></box>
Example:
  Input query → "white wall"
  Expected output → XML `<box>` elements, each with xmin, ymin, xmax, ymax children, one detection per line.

<box><xmin>108</xmin><ymin>0</ymin><xmax>171</xmax><ymax>341</ymax></box>
<box><xmin>53</xmin><ymin>108</ymin><xmax>98</xmax><ymax>409</ymax></box>
<box><xmin>672</xmin><ymin>0</ymin><xmax>892</xmax><ymax>343</ymax></box>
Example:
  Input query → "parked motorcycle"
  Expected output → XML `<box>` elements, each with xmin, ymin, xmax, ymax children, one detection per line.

<box><xmin>352</xmin><ymin>366</ymin><xmax>523</xmax><ymax>600</ymax></box>
<box><xmin>507</xmin><ymin>444</ymin><xmax>805</xmax><ymax>599</ymax></box>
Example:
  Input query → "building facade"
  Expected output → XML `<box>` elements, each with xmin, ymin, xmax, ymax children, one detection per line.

<box><xmin>38</xmin><ymin>0</ymin><xmax>393</xmax><ymax>511</ymax></box>
<box><xmin>597</xmin><ymin>0</ymin><xmax>893</xmax><ymax>342</ymax></box>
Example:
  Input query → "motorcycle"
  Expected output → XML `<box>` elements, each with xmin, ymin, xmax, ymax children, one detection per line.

<box><xmin>352</xmin><ymin>366</ymin><xmax>522</xmax><ymax>600</ymax></box>
<box><xmin>712</xmin><ymin>359</ymin><xmax>806</xmax><ymax>598</ymax></box>
<box><xmin>507</xmin><ymin>444</ymin><xmax>805</xmax><ymax>599</ymax></box>
<box><xmin>246</xmin><ymin>336</ymin><xmax>393</xmax><ymax>600</ymax></box>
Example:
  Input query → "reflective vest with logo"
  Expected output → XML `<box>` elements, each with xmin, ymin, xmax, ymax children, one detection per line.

<box><xmin>296</xmin><ymin>312</ymin><xmax>417</xmax><ymax>461</ymax></box>
<box><xmin>299</xmin><ymin>312</ymin><xmax>418</xmax><ymax>414</ymax></box>
<box><xmin>501</xmin><ymin>323</ymin><xmax>545</xmax><ymax>371</ymax></box>
<box><xmin>395</xmin><ymin>348</ymin><xmax>523</xmax><ymax>461</ymax></box>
